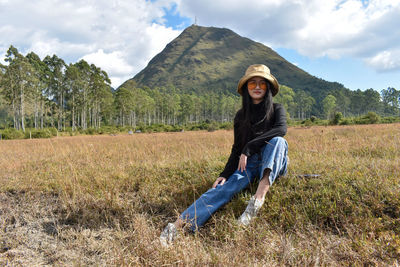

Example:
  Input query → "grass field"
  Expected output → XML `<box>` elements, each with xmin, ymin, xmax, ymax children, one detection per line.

<box><xmin>1</xmin><ymin>124</ymin><xmax>399</xmax><ymax>266</ymax></box>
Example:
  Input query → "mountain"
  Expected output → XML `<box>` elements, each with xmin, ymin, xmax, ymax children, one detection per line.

<box><xmin>120</xmin><ymin>25</ymin><xmax>345</xmax><ymax>99</ymax></box>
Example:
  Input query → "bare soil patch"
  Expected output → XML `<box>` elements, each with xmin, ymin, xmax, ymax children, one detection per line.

<box><xmin>0</xmin><ymin>191</ymin><xmax>118</xmax><ymax>266</ymax></box>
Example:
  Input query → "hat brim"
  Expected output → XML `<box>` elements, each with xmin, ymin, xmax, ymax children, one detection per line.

<box><xmin>237</xmin><ymin>72</ymin><xmax>279</xmax><ymax>96</ymax></box>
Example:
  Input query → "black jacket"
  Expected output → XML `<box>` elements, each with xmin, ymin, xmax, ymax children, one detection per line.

<box><xmin>219</xmin><ymin>102</ymin><xmax>287</xmax><ymax>179</ymax></box>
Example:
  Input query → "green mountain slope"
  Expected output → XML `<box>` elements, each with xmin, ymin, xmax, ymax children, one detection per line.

<box><xmin>121</xmin><ymin>25</ymin><xmax>345</xmax><ymax>99</ymax></box>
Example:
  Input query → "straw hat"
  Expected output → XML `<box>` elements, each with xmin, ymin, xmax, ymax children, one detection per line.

<box><xmin>237</xmin><ymin>64</ymin><xmax>279</xmax><ymax>96</ymax></box>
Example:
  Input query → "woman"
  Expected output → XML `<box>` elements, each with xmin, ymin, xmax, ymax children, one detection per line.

<box><xmin>160</xmin><ymin>64</ymin><xmax>289</xmax><ymax>246</ymax></box>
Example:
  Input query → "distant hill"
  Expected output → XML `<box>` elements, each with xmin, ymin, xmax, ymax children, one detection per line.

<box><xmin>120</xmin><ymin>25</ymin><xmax>345</xmax><ymax>100</ymax></box>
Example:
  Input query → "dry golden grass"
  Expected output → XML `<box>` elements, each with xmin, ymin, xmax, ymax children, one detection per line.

<box><xmin>1</xmin><ymin>124</ymin><xmax>399</xmax><ymax>266</ymax></box>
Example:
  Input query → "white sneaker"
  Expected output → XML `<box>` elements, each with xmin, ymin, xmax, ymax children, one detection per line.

<box><xmin>238</xmin><ymin>196</ymin><xmax>265</xmax><ymax>226</ymax></box>
<box><xmin>160</xmin><ymin>223</ymin><xmax>178</xmax><ymax>247</ymax></box>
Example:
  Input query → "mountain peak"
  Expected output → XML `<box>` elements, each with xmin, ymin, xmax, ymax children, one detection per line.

<box><xmin>121</xmin><ymin>25</ymin><xmax>344</xmax><ymax>97</ymax></box>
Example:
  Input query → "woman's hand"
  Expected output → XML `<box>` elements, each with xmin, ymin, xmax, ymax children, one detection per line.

<box><xmin>212</xmin><ymin>177</ymin><xmax>226</xmax><ymax>188</ymax></box>
<box><xmin>238</xmin><ymin>154</ymin><xmax>248</xmax><ymax>172</ymax></box>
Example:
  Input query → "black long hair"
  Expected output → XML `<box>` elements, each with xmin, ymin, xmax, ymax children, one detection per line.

<box><xmin>237</xmin><ymin>80</ymin><xmax>274</xmax><ymax>148</ymax></box>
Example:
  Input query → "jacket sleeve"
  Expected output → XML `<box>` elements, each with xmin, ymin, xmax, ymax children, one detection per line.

<box><xmin>219</xmin><ymin>112</ymin><xmax>241</xmax><ymax>179</ymax></box>
<box><xmin>241</xmin><ymin>104</ymin><xmax>287</xmax><ymax>157</ymax></box>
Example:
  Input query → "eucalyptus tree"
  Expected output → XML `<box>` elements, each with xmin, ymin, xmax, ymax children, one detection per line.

<box><xmin>381</xmin><ymin>87</ymin><xmax>400</xmax><ymax>116</ymax></box>
<box><xmin>214</xmin><ymin>94</ymin><xmax>239</xmax><ymax>123</ymax></box>
<box><xmin>150</xmin><ymin>87</ymin><xmax>175</xmax><ymax>124</ymax></box>
<box><xmin>349</xmin><ymin>89</ymin><xmax>367</xmax><ymax>116</ymax></box>
<box><xmin>2</xmin><ymin>46</ymin><xmax>19</xmax><ymax>130</ymax></box>
<box><xmin>101</xmin><ymin>89</ymin><xmax>115</xmax><ymax>126</ymax></box>
<box><xmin>75</xmin><ymin>60</ymin><xmax>92</xmax><ymax>129</ymax></box>
<box><xmin>179</xmin><ymin>93</ymin><xmax>194</xmax><ymax>124</ymax></box>
<box><xmin>88</xmin><ymin>64</ymin><xmax>112</xmax><ymax>128</ymax></box>
<box><xmin>0</xmin><ymin>94</ymin><xmax>8</xmax><ymax>128</ymax></box>
<box><xmin>330</xmin><ymin>89</ymin><xmax>350</xmax><ymax>117</ymax></box>
<box><xmin>26</xmin><ymin>52</ymin><xmax>48</xmax><ymax>129</ymax></box>
<box><xmin>363</xmin><ymin>88</ymin><xmax>382</xmax><ymax>115</ymax></box>
<box><xmin>0</xmin><ymin>63</ymin><xmax>6</xmax><ymax>97</ymax></box>
<box><xmin>142</xmin><ymin>92</ymin><xmax>156</xmax><ymax>125</ymax></box>
<box><xmin>132</xmin><ymin>88</ymin><xmax>155</xmax><ymax>125</ymax></box>
<box><xmin>191</xmin><ymin>94</ymin><xmax>202</xmax><ymax>123</ymax></box>
<box><xmin>202</xmin><ymin>93</ymin><xmax>219</xmax><ymax>121</ymax></box>
<box><xmin>164</xmin><ymin>92</ymin><xmax>180</xmax><ymax>125</ymax></box>
<box><xmin>148</xmin><ymin>88</ymin><xmax>162</xmax><ymax>124</ymax></box>
<box><xmin>2</xmin><ymin>45</ymin><xmax>36</xmax><ymax>132</ymax></box>
<box><xmin>114</xmin><ymin>87</ymin><xmax>134</xmax><ymax>126</ymax></box>
<box><xmin>0</xmin><ymin>65</ymin><xmax>9</xmax><ymax>127</ymax></box>
<box><xmin>65</xmin><ymin>64</ymin><xmax>82</xmax><ymax>130</ymax></box>
<box><xmin>295</xmin><ymin>90</ymin><xmax>315</xmax><ymax>119</ymax></box>
<box><xmin>43</xmin><ymin>54</ymin><xmax>67</xmax><ymax>130</ymax></box>
<box><xmin>274</xmin><ymin>85</ymin><xmax>295</xmax><ymax>119</ymax></box>
<box><xmin>322</xmin><ymin>94</ymin><xmax>337</xmax><ymax>119</ymax></box>
<box><xmin>228</xmin><ymin>94</ymin><xmax>241</xmax><ymax>121</ymax></box>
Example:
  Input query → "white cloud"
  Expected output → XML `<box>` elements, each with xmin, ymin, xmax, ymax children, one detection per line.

<box><xmin>83</xmin><ymin>50</ymin><xmax>133</xmax><ymax>76</ymax></box>
<box><xmin>366</xmin><ymin>49</ymin><xmax>400</xmax><ymax>71</ymax></box>
<box><xmin>0</xmin><ymin>0</ymin><xmax>181</xmax><ymax>88</ymax></box>
<box><xmin>82</xmin><ymin>49</ymin><xmax>134</xmax><ymax>86</ymax></box>
<box><xmin>177</xmin><ymin>0</ymin><xmax>400</xmax><ymax>72</ymax></box>
<box><xmin>1</xmin><ymin>0</ymin><xmax>399</xmax><ymax>89</ymax></box>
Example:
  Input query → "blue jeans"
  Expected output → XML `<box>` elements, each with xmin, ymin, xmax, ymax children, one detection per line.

<box><xmin>180</xmin><ymin>137</ymin><xmax>289</xmax><ymax>231</ymax></box>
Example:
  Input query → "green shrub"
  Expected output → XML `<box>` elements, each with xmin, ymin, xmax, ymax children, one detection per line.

<box><xmin>219</xmin><ymin>122</ymin><xmax>233</xmax><ymax>130</ymax></box>
<box><xmin>134</xmin><ymin>123</ymin><xmax>146</xmax><ymax>132</ymax></box>
<box><xmin>27</xmin><ymin>129</ymin><xmax>53</xmax><ymax>139</ymax></box>
<box><xmin>364</xmin><ymin>112</ymin><xmax>380</xmax><ymax>124</ymax></box>
<box><xmin>161</xmin><ymin>124</ymin><xmax>176</xmax><ymax>132</ymax></box>
<box><xmin>115</xmin><ymin>125</ymin><xmax>134</xmax><ymax>133</ymax></box>
<box><xmin>97</xmin><ymin>127</ymin><xmax>113</xmax><ymax>134</ymax></box>
<box><xmin>164</xmin><ymin>124</ymin><xmax>174</xmax><ymax>131</ymax></box>
<box><xmin>303</xmin><ymin>119</ymin><xmax>313</xmax><ymax>126</ymax></box>
<box><xmin>64</xmin><ymin>127</ymin><xmax>73</xmax><ymax>135</ymax></box>
<box><xmin>47</xmin><ymin>127</ymin><xmax>58</xmax><ymax>137</ymax></box>
<box><xmin>171</xmin><ymin>125</ymin><xmax>184</xmax><ymax>132</ymax></box>
<box><xmin>286</xmin><ymin>118</ymin><xmax>297</xmax><ymax>126</ymax></box>
<box><xmin>354</xmin><ymin>112</ymin><xmax>381</xmax><ymax>125</ymax></box>
<box><xmin>64</xmin><ymin>127</ymin><xmax>79</xmax><ymax>136</ymax></box>
<box><xmin>148</xmin><ymin>124</ymin><xmax>169</xmax><ymax>132</ymax></box>
<box><xmin>381</xmin><ymin>116</ymin><xmax>400</xmax><ymax>123</ymax></box>
<box><xmin>185</xmin><ymin>122</ymin><xmax>210</xmax><ymax>131</ymax></box>
<box><xmin>84</xmin><ymin>128</ymin><xmax>97</xmax><ymax>135</ymax></box>
<box><xmin>189</xmin><ymin>125</ymin><xmax>202</xmax><ymax>131</ymax></box>
<box><xmin>330</xmin><ymin>112</ymin><xmax>343</xmax><ymax>125</ymax></box>
<box><xmin>310</xmin><ymin>116</ymin><xmax>317</xmax><ymax>122</ymax></box>
<box><xmin>286</xmin><ymin>111</ymin><xmax>291</xmax><ymax>121</ymax></box>
<box><xmin>0</xmin><ymin>128</ymin><xmax>25</xmax><ymax>140</ymax></box>
<box><xmin>339</xmin><ymin>118</ymin><xmax>352</xmax><ymax>125</ymax></box>
<box><xmin>207</xmin><ymin>121</ymin><xmax>219</xmax><ymax>132</ymax></box>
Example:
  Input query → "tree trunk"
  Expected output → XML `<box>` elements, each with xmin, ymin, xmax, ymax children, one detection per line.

<box><xmin>72</xmin><ymin>94</ymin><xmax>75</xmax><ymax>131</ymax></box>
<box><xmin>12</xmin><ymin>98</ymin><xmax>17</xmax><ymax>129</ymax></box>
<box><xmin>20</xmin><ymin>84</ymin><xmax>25</xmax><ymax>132</ymax></box>
<box><xmin>40</xmin><ymin>99</ymin><xmax>44</xmax><ymax>129</ymax></box>
<box><xmin>34</xmin><ymin>92</ymin><xmax>38</xmax><ymax>129</ymax></box>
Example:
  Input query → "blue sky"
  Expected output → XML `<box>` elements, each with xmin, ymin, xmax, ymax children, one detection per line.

<box><xmin>0</xmin><ymin>0</ymin><xmax>399</xmax><ymax>92</ymax></box>
<box><xmin>275</xmin><ymin>48</ymin><xmax>400</xmax><ymax>91</ymax></box>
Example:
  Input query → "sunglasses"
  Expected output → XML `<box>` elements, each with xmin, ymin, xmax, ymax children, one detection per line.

<box><xmin>247</xmin><ymin>80</ymin><xmax>268</xmax><ymax>90</ymax></box>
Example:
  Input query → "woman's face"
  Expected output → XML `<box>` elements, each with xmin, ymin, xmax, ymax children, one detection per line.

<box><xmin>247</xmin><ymin>76</ymin><xmax>267</xmax><ymax>104</ymax></box>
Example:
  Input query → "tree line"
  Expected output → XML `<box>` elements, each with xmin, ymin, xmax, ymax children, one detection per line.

<box><xmin>0</xmin><ymin>46</ymin><xmax>113</xmax><ymax>132</ymax></box>
<box><xmin>276</xmin><ymin>85</ymin><xmax>400</xmax><ymax>120</ymax></box>
<box><xmin>0</xmin><ymin>45</ymin><xmax>399</xmax><ymax>131</ymax></box>
<box><xmin>0</xmin><ymin>46</ymin><xmax>242</xmax><ymax>131</ymax></box>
